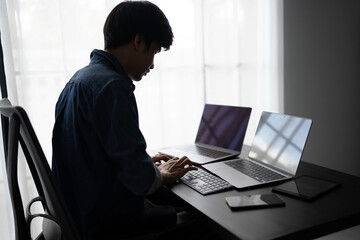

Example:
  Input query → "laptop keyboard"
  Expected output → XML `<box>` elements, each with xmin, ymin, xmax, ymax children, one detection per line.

<box><xmin>181</xmin><ymin>167</ymin><xmax>233</xmax><ymax>195</ymax></box>
<box><xmin>225</xmin><ymin>159</ymin><xmax>286</xmax><ymax>182</ymax></box>
<box><xmin>179</xmin><ymin>145</ymin><xmax>232</xmax><ymax>159</ymax></box>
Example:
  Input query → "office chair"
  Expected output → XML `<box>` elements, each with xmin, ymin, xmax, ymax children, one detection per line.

<box><xmin>0</xmin><ymin>98</ymin><xmax>196</xmax><ymax>240</ymax></box>
<box><xmin>0</xmin><ymin>98</ymin><xmax>81</xmax><ymax>240</ymax></box>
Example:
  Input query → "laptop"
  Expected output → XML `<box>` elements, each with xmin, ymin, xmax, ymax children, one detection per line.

<box><xmin>203</xmin><ymin>111</ymin><xmax>312</xmax><ymax>189</ymax></box>
<box><xmin>159</xmin><ymin>104</ymin><xmax>252</xmax><ymax>165</ymax></box>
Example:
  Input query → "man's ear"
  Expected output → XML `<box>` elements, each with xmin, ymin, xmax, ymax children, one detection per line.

<box><xmin>133</xmin><ymin>34</ymin><xmax>146</xmax><ymax>51</ymax></box>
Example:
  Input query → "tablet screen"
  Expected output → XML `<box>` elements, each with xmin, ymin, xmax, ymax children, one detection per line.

<box><xmin>272</xmin><ymin>175</ymin><xmax>340</xmax><ymax>200</ymax></box>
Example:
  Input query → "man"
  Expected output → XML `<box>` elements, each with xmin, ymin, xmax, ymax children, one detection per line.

<box><xmin>52</xmin><ymin>1</ymin><xmax>197</xmax><ymax>239</ymax></box>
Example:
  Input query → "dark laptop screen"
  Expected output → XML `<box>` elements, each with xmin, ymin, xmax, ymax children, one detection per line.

<box><xmin>195</xmin><ymin>104</ymin><xmax>251</xmax><ymax>151</ymax></box>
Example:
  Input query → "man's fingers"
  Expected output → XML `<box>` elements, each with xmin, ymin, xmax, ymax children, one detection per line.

<box><xmin>186</xmin><ymin>166</ymin><xmax>198</xmax><ymax>171</ymax></box>
<box><xmin>177</xmin><ymin>156</ymin><xmax>193</xmax><ymax>166</ymax></box>
<box><xmin>153</xmin><ymin>153</ymin><xmax>172</xmax><ymax>162</ymax></box>
<box><xmin>178</xmin><ymin>156</ymin><xmax>190</xmax><ymax>162</ymax></box>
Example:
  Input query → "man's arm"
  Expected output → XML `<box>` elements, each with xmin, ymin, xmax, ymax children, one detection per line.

<box><xmin>93</xmin><ymin>81</ymin><xmax>157</xmax><ymax>196</ymax></box>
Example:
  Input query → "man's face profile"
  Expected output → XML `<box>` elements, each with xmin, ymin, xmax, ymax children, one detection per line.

<box><xmin>131</xmin><ymin>39</ymin><xmax>161</xmax><ymax>81</ymax></box>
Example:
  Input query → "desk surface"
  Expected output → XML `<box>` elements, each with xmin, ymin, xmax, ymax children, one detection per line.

<box><xmin>166</xmin><ymin>146</ymin><xmax>360</xmax><ymax>240</ymax></box>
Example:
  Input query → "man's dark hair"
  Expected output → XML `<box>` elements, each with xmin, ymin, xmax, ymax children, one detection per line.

<box><xmin>103</xmin><ymin>1</ymin><xmax>174</xmax><ymax>50</ymax></box>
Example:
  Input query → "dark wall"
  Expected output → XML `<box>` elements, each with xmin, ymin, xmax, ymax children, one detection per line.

<box><xmin>283</xmin><ymin>0</ymin><xmax>360</xmax><ymax>177</ymax></box>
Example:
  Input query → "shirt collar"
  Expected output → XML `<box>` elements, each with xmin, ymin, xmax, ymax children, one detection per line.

<box><xmin>90</xmin><ymin>49</ymin><xmax>135</xmax><ymax>90</ymax></box>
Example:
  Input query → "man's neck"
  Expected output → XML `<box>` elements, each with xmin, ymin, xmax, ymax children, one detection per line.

<box><xmin>105</xmin><ymin>44</ymin><xmax>134</xmax><ymax>79</ymax></box>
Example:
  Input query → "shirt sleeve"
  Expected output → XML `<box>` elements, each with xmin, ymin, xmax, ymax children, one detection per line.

<box><xmin>146</xmin><ymin>164</ymin><xmax>163</xmax><ymax>195</ymax></box>
<box><xmin>91</xmin><ymin>80</ymin><xmax>156</xmax><ymax>196</ymax></box>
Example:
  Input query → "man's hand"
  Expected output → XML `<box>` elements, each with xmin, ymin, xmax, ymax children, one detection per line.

<box><xmin>151</xmin><ymin>153</ymin><xmax>172</xmax><ymax>165</ymax></box>
<box><xmin>157</xmin><ymin>156</ymin><xmax>197</xmax><ymax>185</ymax></box>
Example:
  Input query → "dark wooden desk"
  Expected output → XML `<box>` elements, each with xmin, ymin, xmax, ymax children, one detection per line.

<box><xmin>166</xmin><ymin>147</ymin><xmax>360</xmax><ymax>240</ymax></box>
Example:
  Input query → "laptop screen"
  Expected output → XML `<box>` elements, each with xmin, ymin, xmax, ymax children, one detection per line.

<box><xmin>195</xmin><ymin>104</ymin><xmax>252</xmax><ymax>151</ymax></box>
<box><xmin>248</xmin><ymin>112</ymin><xmax>312</xmax><ymax>175</ymax></box>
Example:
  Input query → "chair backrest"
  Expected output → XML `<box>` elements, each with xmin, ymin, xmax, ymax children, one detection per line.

<box><xmin>0</xmin><ymin>98</ymin><xmax>80</xmax><ymax>240</ymax></box>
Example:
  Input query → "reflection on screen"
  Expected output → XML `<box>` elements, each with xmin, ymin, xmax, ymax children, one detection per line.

<box><xmin>195</xmin><ymin>104</ymin><xmax>252</xmax><ymax>151</ymax></box>
<box><xmin>248</xmin><ymin>112</ymin><xmax>312</xmax><ymax>175</ymax></box>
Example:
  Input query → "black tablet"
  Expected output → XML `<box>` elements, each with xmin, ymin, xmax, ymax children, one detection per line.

<box><xmin>272</xmin><ymin>175</ymin><xmax>340</xmax><ymax>200</ymax></box>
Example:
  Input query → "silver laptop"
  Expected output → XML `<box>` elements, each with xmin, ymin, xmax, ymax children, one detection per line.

<box><xmin>159</xmin><ymin>104</ymin><xmax>252</xmax><ymax>165</ymax></box>
<box><xmin>203</xmin><ymin>111</ymin><xmax>312</xmax><ymax>189</ymax></box>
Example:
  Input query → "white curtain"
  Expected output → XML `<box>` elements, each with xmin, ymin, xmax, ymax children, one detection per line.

<box><xmin>0</xmin><ymin>0</ymin><xmax>283</xmax><ymax>239</ymax></box>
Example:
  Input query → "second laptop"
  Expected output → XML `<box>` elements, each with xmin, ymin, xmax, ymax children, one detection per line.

<box><xmin>159</xmin><ymin>104</ymin><xmax>252</xmax><ymax>165</ymax></box>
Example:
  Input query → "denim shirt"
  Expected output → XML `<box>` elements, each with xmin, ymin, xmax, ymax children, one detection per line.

<box><xmin>52</xmin><ymin>49</ymin><xmax>157</xmax><ymax>238</ymax></box>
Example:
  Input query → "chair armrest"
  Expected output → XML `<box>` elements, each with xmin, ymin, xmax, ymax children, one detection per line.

<box><xmin>26</xmin><ymin>196</ymin><xmax>62</xmax><ymax>240</ymax></box>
